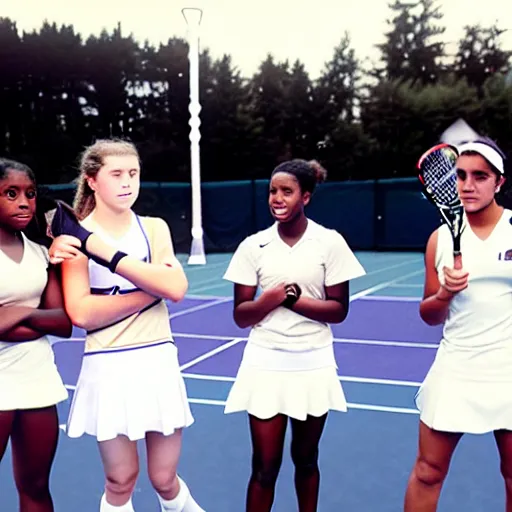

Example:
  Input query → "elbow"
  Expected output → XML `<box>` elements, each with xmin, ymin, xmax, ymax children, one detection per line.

<box><xmin>419</xmin><ymin>307</ymin><xmax>432</xmax><ymax>326</ymax></box>
<box><xmin>67</xmin><ymin>308</ymin><xmax>92</xmax><ymax>330</ymax></box>
<box><xmin>57</xmin><ymin>318</ymin><xmax>73</xmax><ymax>338</ymax></box>
<box><xmin>334</xmin><ymin>310</ymin><xmax>348</xmax><ymax>324</ymax></box>
<box><xmin>330</xmin><ymin>312</ymin><xmax>347</xmax><ymax>325</ymax></box>
<box><xmin>419</xmin><ymin>306</ymin><xmax>443</xmax><ymax>327</ymax></box>
<box><xmin>233</xmin><ymin>312</ymin><xmax>251</xmax><ymax>329</ymax></box>
<box><xmin>331</xmin><ymin>303</ymin><xmax>349</xmax><ymax>324</ymax></box>
<box><xmin>163</xmin><ymin>273</ymin><xmax>188</xmax><ymax>303</ymax></box>
<box><xmin>420</xmin><ymin>314</ymin><xmax>442</xmax><ymax>327</ymax></box>
<box><xmin>64</xmin><ymin>296</ymin><xmax>94</xmax><ymax>330</ymax></box>
<box><xmin>234</xmin><ymin>319</ymin><xmax>250</xmax><ymax>329</ymax></box>
<box><xmin>165</xmin><ymin>281</ymin><xmax>188</xmax><ymax>303</ymax></box>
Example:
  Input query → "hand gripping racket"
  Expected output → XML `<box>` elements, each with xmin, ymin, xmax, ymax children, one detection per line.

<box><xmin>417</xmin><ymin>143</ymin><xmax>465</xmax><ymax>258</ymax></box>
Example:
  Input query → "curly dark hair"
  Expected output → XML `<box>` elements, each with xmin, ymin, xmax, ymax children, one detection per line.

<box><xmin>271</xmin><ymin>159</ymin><xmax>327</xmax><ymax>194</ymax></box>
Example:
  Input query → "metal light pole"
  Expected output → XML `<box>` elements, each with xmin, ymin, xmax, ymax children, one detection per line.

<box><xmin>182</xmin><ymin>6</ymin><xmax>206</xmax><ymax>265</ymax></box>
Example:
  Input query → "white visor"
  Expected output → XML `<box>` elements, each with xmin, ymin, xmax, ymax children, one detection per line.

<box><xmin>457</xmin><ymin>142</ymin><xmax>504</xmax><ymax>174</ymax></box>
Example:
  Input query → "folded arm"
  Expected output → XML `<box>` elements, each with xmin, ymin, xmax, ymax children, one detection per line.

<box><xmin>1</xmin><ymin>265</ymin><xmax>73</xmax><ymax>341</ymax></box>
<box><xmin>84</xmin><ymin>218</ymin><xmax>188</xmax><ymax>302</ymax></box>
<box><xmin>61</xmin><ymin>254</ymin><xmax>159</xmax><ymax>331</ymax></box>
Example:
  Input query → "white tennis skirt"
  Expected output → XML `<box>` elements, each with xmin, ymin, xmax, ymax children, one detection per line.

<box><xmin>416</xmin><ymin>366</ymin><xmax>512</xmax><ymax>434</ymax></box>
<box><xmin>0</xmin><ymin>339</ymin><xmax>68</xmax><ymax>411</ymax></box>
<box><xmin>224</xmin><ymin>365</ymin><xmax>347</xmax><ymax>421</ymax></box>
<box><xmin>66</xmin><ymin>341</ymin><xmax>194</xmax><ymax>442</ymax></box>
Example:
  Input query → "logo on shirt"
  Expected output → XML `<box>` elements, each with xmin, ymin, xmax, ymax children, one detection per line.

<box><xmin>498</xmin><ymin>249</ymin><xmax>512</xmax><ymax>261</ymax></box>
<box><xmin>259</xmin><ymin>241</ymin><xmax>271</xmax><ymax>248</ymax></box>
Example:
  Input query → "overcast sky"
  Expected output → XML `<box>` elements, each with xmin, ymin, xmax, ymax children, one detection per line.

<box><xmin>3</xmin><ymin>0</ymin><xmax>511</xmax><ymax>78</ymax></box>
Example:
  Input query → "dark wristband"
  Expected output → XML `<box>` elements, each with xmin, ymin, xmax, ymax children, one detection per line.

<box><xmin>282</xmin><ymin>283</ymin><xmax>302</xmax><ymax>309</ymax></box>
<box><xmin>108</xmin><ymin>251</ymin><xmax>128</xmax><ymax>273</ymax></box>
<box><xmin>282</xmin><ymin>294</ymin><xmax>300</xmax><ymax>308</ymax></box>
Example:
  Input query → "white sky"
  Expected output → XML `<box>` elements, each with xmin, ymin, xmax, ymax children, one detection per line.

<box><xmin>3</xmin><ymin>0</ymin><xmax>511</xmax><ymax>79</ymax></box>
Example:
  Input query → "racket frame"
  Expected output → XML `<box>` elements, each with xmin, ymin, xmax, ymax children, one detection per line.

<box><xmin>417</xmin><ymin>143</ymin><xmax>464</xmax><ymax>257</ymax></box>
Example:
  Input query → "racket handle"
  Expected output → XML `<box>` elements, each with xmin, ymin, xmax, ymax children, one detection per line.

<box><xmin>453</xmin><ymin>252</ymin><xmax>463</xmax><ymax>270</ymax></box>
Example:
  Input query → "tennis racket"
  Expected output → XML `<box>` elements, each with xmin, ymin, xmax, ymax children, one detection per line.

<box><xmin>417</xmin><ymin>143</ymin><xmax>465</xmax><ymax>258</ymax></box>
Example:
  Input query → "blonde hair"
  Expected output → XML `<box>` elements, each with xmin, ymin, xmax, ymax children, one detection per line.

<box><xmin>73</xmin><ymin>139</ymin><xmax>140</xmax><ymax>219</ymax></box>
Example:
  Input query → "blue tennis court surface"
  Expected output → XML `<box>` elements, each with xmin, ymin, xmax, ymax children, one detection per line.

<box><xmin>0</xmin><ymin>252</ymin><xmax>506</xmax><ymax>511</ymax></box>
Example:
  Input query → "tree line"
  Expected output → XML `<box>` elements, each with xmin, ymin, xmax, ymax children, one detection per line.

<box><xmin>0</xmin><ymin>0</ymin><xmax>510</xmax><ymax>185</ymax></box>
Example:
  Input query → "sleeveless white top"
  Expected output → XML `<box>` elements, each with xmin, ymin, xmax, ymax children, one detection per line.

<box><xmin>0</xmin><ymin>233</ymin><xmax>67</xmax><ymax>409</ymax></box>
<box><xmin>434</xmin><ymin>208</ymin><xmax>512</xmax><ymax>381</ymax></box>
<box><xmin>80</xmin><ymin>213</ymin><xmax>173</xmax><ymax>354</ymax></box>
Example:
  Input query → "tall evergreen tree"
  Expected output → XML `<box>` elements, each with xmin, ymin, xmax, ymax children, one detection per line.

<box><xmin>376</xmin><ymin>0</ymin><xmax>445</xmax><ymax>84</ymax></box>
<box><xmin>454</xmin><ymin>24</ymin><xmax>512</xmax><ymax>91</ymax></box>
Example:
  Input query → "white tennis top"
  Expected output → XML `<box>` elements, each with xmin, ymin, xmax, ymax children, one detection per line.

<box><xmin>0</xmin><ymin>233</ymin><xmax>68</xmax><ymax>409</ymax></box>
<box><xmin>224</xmin><ymin>219</ymin><xmax>366</xmax><ymax>351</ymax></box>
<box><xmin>0</xmin><ymin>234</ymin><xmax>51</xmax><ymax>353</ymax></box>
<box><xmin>81</xmin><ymin>213</ymin><xmax>173</xmax><ymax>354</ymax></box>
<box><xmin>434</xmin><ymin>208</ymin><xmax>512</xmax><ymax>381</ymax></box>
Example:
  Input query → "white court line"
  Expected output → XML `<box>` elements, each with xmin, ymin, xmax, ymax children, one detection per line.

<box><xmin>169</xmin><ymin>297</ymin><xmax>231</xmax><ymax>319</ymax></box>
<box><xmin>187</xmin><ymin>294</ymin><xmax>230</xmax><ymax>300</ymax></box>
<box><xmin>188</xmin><ymin>274</ymin><xmax>228</xmax><ymax>290</ymax></box>
<box><xmin>179</xmin><ymin>338</ymin><xmax>243</xmax><ymax>371</ymax></box>
<box><xmin>189</xmin><ymin>281</ymin><xmax>231</xmax><ymax>294</ymax></box>
<box><xmin>333</xmin><ymin>337</ymin><xmax>437</xmax><ymax>349</ymax></box>
<box><xmin>189</xmin><ymin>398</ymin><xmax>226</xmax><ymax>407</ymax></box>
<box><xmin>182</xmin><ymin>372</ymin><xmax>422</xmax><ymax>387</ymax></box>
<box><xmin>49</xmin><ymin>336</ymin><xmax>84</xmax><ymax>345</ymax></box>
<box><xmin>358</xmin><ymin>257</ymin><xmax>422</xmax><ymax>277</ymax></box>
<box><xmin>357</xmin><ymin>295</ymin><xmax>421</xmax><ymax>302</ymax></box>
<box><xmin>389</xmin><ymin>283</ymin><xmax>423</xmax><ymax>288</ymax></box>
<box><xmin>183</xmin><ymin>373</ymin><xmax>235</xmax><ymax>382</ymax></box>
<box><xmin>184</xmin><ymin>259</ymin><xmax>229</xmax><ymax>271</ymax></box>
<box><xmin>340</xmin><ymin>375</ymin><xmax>421</xmax><ymax>387</ymax></box>
<box><xmin>175</xmin><ymin>332</ymin><xmax>241</xmax><ymax>341</ymax></box>
<box><xmin>347</xmin><ymin>403</ymin><xmax>419</xmax><ymax>415</ymax></box>
<box><xmin>350</xmin><ymin>269</ymin><xmax>425</xmax><ymax>301</ymax></box>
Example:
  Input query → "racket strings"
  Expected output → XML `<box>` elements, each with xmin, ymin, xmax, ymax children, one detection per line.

<box><xmin>422</xmin><ymin>152</ymin><xmax>459</xmax><ymax>206</ymax></box>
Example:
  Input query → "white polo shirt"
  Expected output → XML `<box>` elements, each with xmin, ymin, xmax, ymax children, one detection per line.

<box><xmin>224</xmin><ymin>219</ymin><xmax>366</xmax><ymax>353</ymax></box>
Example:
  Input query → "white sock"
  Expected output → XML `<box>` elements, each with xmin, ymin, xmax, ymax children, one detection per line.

<box><xmin>157</xmin><ymin>477</ymin><xmax>205</xmax><ymax>512</ymax></box>
<box><xmin>100</xmin><ymin>493</ymin><xmax>135</xmax><ymax>512</ymax></box>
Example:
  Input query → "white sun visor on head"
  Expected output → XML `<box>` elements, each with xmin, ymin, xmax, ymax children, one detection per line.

<box><xmin>457</xmin><ymin>142</ymin><xmax>505</xmax><ymax>174</ymax></box>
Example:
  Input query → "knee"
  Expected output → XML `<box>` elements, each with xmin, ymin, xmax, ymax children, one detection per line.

<box><xmin>16</xmin><ymin>474</ymin><xmax>50</xmax><ymax>502</ymax></box>
<box><xmin>251</xmin><ymin>455</ymin><xmax>282</xmax><ymax>489</ymax></box>
<box><xmin>291</xmin><ymin>444</ymin><xmax>319</xmax><ymax>478</ymax></box>
<box><xmin>413</xmin><ymin>457</ymin><xmax>448</xmax><ymax>488</ymax></box>
<box><xmin>148</xmin><ymin>467</ymin><xmax>178</xmax><ymax>496</ymax></box>
<box><xmin>105</xmin><ymin>465</ymin><xmax>139</xmax><ymax>497</ymax></box>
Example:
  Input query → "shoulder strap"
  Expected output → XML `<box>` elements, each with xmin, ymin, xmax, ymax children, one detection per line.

<box><xmin>138</xmin><ymin>216</ymin><xmax>156</xmax><ymax>263</ymax></box>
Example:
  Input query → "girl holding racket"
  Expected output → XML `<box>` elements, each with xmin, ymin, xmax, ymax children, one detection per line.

<box><xmin>0</xmin><ymin>159</ymin><xmax>71</xmax><ymax>511</ymax></box>
<box><xmin>47</xmin><ymin>140</ymin><xmax>204</xmax><ymax>512</ymax></box>
<box><xmin>223</xmin><ymin>159</ymin><xmax>366</xmax><ymax>512</ymax></box>
<box><xmin>405</xmin><ymin>138</ymin><xmax>512</xmax><ymax>511</ymax></box>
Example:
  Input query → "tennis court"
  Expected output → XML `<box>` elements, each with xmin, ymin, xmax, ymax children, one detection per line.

<box><xmin>0</xmin><ymin>251</ymin><xmax>506</xmax><ymax>511</ymax></box>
